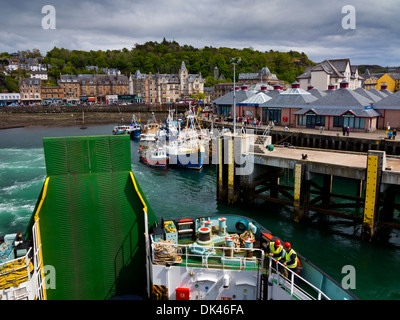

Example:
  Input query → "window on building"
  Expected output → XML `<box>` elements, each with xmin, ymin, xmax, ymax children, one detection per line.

<box><xmin>333</xmin><ymin>116</ymin><xmax>365</xmax><ymax>129</ymax></box>
<box><xmin>219</xmin><ymin>105</ymin><xmax>231</xmax><ymax>116</ymax></box>
<box><xmin>297</xmin><ymin>114</ymin><xmax>325</xmax><ymax>127</ymax></box>
<box><xmin>262</xmin><ymin>108</ymin><xmax>282</xmax><ymax>123</ymax></box>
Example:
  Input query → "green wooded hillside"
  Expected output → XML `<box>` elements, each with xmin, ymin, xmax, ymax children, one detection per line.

<box><xmin>43</xmin><ymin>39</ymin><xmax>315</xmax><ymax>86</ymax></box>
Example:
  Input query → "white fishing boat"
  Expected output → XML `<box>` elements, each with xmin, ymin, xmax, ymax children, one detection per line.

<box><xmin>140</xmin><ymin>132</ymin><xmax>157</xmax><ymax>147</ymax></box>
<box><xmin>139</xmin><ymin>145</ymin><xmax>168</xmax><ymax>168</ymax></box>
<box><xmin>112</xmin><ymin>124</ymin><xmax>132</xmax><ymax>135</ymax></box>
<box><xmin>167</xmin><ymin>138</ymin><xmax>205</xmax><ymax>170</ymax></box>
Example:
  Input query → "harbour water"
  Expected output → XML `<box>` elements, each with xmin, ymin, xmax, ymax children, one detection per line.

<box><xmin>0</xmin><ymin>124</ymin><xmax>399</xmax><ymax>300</ymax></box>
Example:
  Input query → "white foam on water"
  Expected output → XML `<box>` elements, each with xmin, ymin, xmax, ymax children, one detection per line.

<box><xmin>0</xmin><ymin>148</ymin><xmax>45</xmax><ymax>170</ymax></box>
<box><xmin>0</xmin><ymin>175</ymin><xmax>46</xmax><ymax>194</ymax></box>
<box><xmin>0</xmin><ymin>201</ymin><xmax>35</xmax><ymax>214</ymax></box>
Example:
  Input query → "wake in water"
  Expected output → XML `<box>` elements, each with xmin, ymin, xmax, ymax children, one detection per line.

<box><xmin>0</xmin><ymin>147</ymin><xmax>46</xmax><ymax>235</ymax></box>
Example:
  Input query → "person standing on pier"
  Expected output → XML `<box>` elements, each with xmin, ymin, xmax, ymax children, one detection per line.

<box><xmin>346</xmin><ymin>126</ymin><xmax>350</xmax><ymax>136</ymax></box>
<box><xmin>393</xmin><ymin>128</ymin><xmax>397</xmax><ymax>140</ymax></box>
<box><xmin>342</xmin><ymin>125</ymin><xmax>347</xmax><ymax>136</ymax></box>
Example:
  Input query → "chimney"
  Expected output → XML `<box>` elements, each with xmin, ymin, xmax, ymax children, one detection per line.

<box><xmin>260</xmin><ymin>85</ymin><xmax>267</xmax><ymax>91</ymax></box>
<box><xmin>241</xmin><ymin>84</ymin><xmax>248</xmax><ymax>91</ymax></box>
<box><xmin>307</xmin><ymin>85</ymin><xmax>314</xmax><ymax>90</ymax></box>
<box><xmin>328</xmin><ymin>84</ymin><xmax>335</xmax><ymax>90</ymax></box>
<box><xmin>340</xmin><ymin>80</ymin><xmax>349</xmax><ymax>89</ymax></box>
<box><xmin>291</xmin><ymin>81</ymin><xmax>300</xmax><ymax>89</ymax></box>
<box><xmin>273</xmin><ymin>84</ymin><xmax>282</xmax><ymax>90</ymax></box>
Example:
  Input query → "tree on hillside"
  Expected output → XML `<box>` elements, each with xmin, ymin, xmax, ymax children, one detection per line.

<box><xmin>43</xmin><ymin>41</ymin><xmax>315</xmax><ymax>85</ymax></box>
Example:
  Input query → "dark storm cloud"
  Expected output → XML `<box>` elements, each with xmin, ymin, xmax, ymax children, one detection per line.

<box><xmin>0</xmin><ymin>0</ymin><xmax>399</xmax><ymax>65</ymax></box>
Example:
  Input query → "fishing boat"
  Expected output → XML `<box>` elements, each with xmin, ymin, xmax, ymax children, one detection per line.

<box><xmin>167</xmin><ymin>138</ymin><xmax>205</xmax><ymax>170</ymax></box>
<box><xmin>163</xmin><ymin>107</ymin><xmax>206</xmax><ymax>170</ymax></box>
<box><xmin>112</xmin><ymin>124</ymin><xmax>133</xmax><ymax>135</ymax></box>
<box><xmin>130</xmin><ymin>115</ymin><xmax>142</xmax><ymax>139</ymax></box>
<box><xmin>140</xmin><ymin>132</ymin><xmax>157</xmax><ymax>147</ymax></box>
<box><xmin>161</xmin><ymin>109</ymin><xmax>180</xmax><ymax>140</ymax></box>
<box><xmin>143</xmin><ymin>112</ymin><xmax>159</xmax><ymax>134</ymax></box>
<box><xmin>0</xmin><ymin>135</ymin><xmax>358</xmax><ymax>301</ymax></box>
<box><xmin>139</xmin><ymin>145</ymin><xmax>168</xmax><ymax>168</ymax></box>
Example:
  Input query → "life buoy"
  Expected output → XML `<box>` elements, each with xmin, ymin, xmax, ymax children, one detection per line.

<box><xmin>296</xmin><ymin>257</ymin><xmax>302</xmax><ymax>274</ymax></box>
<box><xmin>282</xmin><ymin>116</ymin><xmax>288</xmax><ymax>122</ymax></box>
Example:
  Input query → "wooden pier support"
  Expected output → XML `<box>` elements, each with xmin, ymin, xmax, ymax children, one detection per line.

<box><xmin>216</xmin><ymin>134</ymin><xmax>249</xmax><ymax>205</ymax></box>
<box><xmin>361</xmin><ymin>151</ymin><xmax>384</xmax><ymax>242</ymax></box>
<box><xmin>213</xmin><ymin>129</ymin><xmax>400</xmax><ymax>242</ymax></box>
<box><xmin>227</xmin><ymin>138</ymin><xmax>236</xmax><ymax>204</ymax></box>
<box><xmin>217</xmin><ymin>137</ymin><xmax>226</xmax><ymax>201</ymax></box>
<box><xmin>322</xmin><ymin>174</ymin><xmax>333</xmax><ymax>206</ymax></box>
<box><xmin>293</xmin><ymin>163</ymin><xmax>310</xmax><ymax>223</ymax></box>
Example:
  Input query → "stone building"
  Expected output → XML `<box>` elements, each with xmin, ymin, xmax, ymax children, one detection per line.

<box><xmin>19</xmin><ymin>78</ymin><xmax>41</xmax><ymax>104</ymax></box>
<box><xmin>130</xmin><ymin>61</ymin><xmax>204</xmax><ymax>104</ymax></box>
<box><xmin>58</xmin><ymin>74</ymin><xmax>129</xmax><ymax>104</ymax></box>
<box><xmin>238</xmin><ymin>66</ymin><xmax>281</xmax><ymax>87</ymax></box>
<box><xmin>41</xmin><ymin>86</ymin><xmax>64</xmax><ymax>104</ymax></box>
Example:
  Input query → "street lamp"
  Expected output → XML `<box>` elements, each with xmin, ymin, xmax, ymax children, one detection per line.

<box><xmin>231</xmin><ymin>57</ymin><xmax>241</xmax><ymax>134</ymax></box>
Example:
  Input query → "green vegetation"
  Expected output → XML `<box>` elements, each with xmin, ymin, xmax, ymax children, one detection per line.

<box><xmin>43</xmin><ymin>39</ymin><xmax>315</xmax><ymax>86</ymax></box>
<box><xmin>0</xmin><ymin>73</ymin><xmax>19</xmax><ymax>93</ymax></box>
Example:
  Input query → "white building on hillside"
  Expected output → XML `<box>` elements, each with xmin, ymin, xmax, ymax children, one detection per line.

<box><xmin>297</xmin><ymin>59</ymin><xmax>363</xmax><ymax>91</ymax></box>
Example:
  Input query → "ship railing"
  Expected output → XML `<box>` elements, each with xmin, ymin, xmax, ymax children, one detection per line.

<box><xmin>268</xmin><ymin>258</ymin><xmax>331</xmax><ymax>300</ymax></box>
<box><xmin>32</xmin><ymin>219</ymin><xmax>45</xmax><ymax>300</ymax></box>
<box><xmin>151</xmin><ymin>239</ymin><xmax>265</xmax><ymax>273</ymax></box>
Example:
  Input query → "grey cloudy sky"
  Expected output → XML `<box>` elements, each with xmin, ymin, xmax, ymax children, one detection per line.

<box><xmin>1</xmin><ymin>0</ymin><xmax>399</xmax><ymax>66</ymax></box>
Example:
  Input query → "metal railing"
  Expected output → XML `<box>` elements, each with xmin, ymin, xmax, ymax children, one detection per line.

<box><xmin>151</xmin><ymin>238</ymin><xmax>265</xmax><ymax>273</ymax></box>
<box><xmin>268</xmin><ymin>258</ymin><xmax>331</xmax><ymax>300</ymax></box>
<box><xmin>32</xmin><ymin>219</ymin><xmax>45</xmax><ymax>300</ymax></box>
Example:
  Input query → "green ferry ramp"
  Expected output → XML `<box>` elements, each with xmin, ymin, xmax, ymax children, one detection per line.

<box><xmin>26</xmin><ymin>135</ymin><xmax>157</xmax><ymax>300</ymax></box>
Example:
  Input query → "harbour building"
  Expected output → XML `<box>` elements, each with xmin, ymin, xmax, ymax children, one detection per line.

<box><xmin>294</xmin><ymin>81</ymin><xmax>380</xmax><ymax>131</ymax></box>
<box><xmin>213</xmin><ymin>80</ymin><xmax>397</xmax><ymax>132</ymax></box>
<box><xmin>374</xmin><ymin>90</ymin><xmax>400</xmax><ymax>129</ymax></box>
<box><xmin>259</xmin><ymin>81</ymin><xmax>318</xmax><ymax>126</ymax></box>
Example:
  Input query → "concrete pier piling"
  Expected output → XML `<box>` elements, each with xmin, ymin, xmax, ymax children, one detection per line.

<box><xmin>215</xmin><ymin>132</ymin><xmax>400</xmax><ymax>242</ymax></box>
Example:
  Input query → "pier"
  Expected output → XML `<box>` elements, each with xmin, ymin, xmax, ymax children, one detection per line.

<box><xmin>215</xmin><ymin>131</ymin><xmax>400</xmax><ymax>242</ymax></box>
<box><xmin>204</xmin><ymin>118</ymin><xmax>400</xmax><ymax>156</ymax></box>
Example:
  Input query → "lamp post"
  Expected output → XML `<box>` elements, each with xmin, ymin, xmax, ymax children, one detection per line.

<box><xmin>231</xmin><ymin>57</ymin><xmax>241</xmax><ymax>134</ymax></box>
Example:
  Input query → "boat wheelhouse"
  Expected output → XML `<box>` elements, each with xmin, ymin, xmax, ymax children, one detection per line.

<box><xmin>139</xmin><ymin>145</ymin><xmax>168</xmax><ymax>168</ymax></box>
